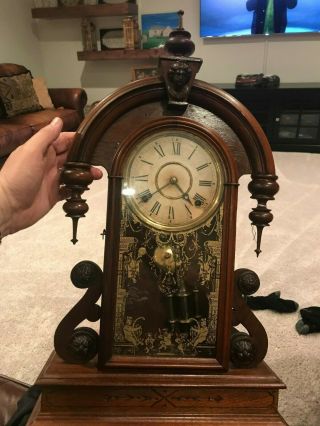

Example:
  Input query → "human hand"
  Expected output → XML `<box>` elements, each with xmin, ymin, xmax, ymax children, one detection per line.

<box><xmin>0</xmin><ymin>117</ymin><xmax>102</xmax><ymax>238</ymax></box>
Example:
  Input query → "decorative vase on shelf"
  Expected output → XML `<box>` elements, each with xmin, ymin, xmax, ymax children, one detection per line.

<box><xmin>81</xmin><ymin>18</ymin><xmax>98</xmax><ymax>51</ymax></box>
<box><xmin>123</xmin><ymin>16</ymin><xmax>135</xmax><ymax>50</ymax></box>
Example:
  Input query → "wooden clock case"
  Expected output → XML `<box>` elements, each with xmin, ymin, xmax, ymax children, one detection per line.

<box><xmin>29</xmin><ymin>15</ymin><xmax>286</xmax><ymax>426</ymax></box>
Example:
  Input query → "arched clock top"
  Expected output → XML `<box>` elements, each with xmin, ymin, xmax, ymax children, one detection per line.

<box><xmin>67</xmin><ymin>78</ymin><xmax>275</xmax><ymax>178</ymax></box>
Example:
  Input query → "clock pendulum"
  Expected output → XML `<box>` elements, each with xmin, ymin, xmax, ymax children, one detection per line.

<box><xmin>31</xmin><ymin>10</ymin><xmax>286</xmax><ymax>426</ymax></box>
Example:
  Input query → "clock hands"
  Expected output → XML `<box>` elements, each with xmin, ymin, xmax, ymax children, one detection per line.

<box><xmin>138</xmin><ymin>175</ymin><xmax>194</xmax><ymax>206</ymax></box>
<box><xmin>138</xmin><ymin>181</ymin><xmax>171</xmax><ymax>203</ymax></box>
<box><xmin>169</xmin><ymin>177</ymin><xmax>193</xmax><ymax>206</ymax></box>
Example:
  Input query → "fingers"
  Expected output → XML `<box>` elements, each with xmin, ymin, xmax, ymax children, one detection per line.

<box><xmin>52</xmin><ymin>132</ymin><xmax>76</xmax><ymax>155</ymax></box>
<box><xmin>91</xmin><ymin>167</ymin><xmax>103</xmax><ymax>180</ymax></box>
<box><xmin>55</xmin><ymin>132</ymin><xmax>76</xmax><ymax>169</ymax></box>
<box><xmin>25</xmin><ymin>117</ymin><xmax>64</xmax><ymax>156</ymax></box>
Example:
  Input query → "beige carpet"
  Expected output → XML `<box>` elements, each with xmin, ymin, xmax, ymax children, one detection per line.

<box><xmin>0</xmin><ymin>151</ymin><xmax>320</xmax><ymax>425</ymax></box>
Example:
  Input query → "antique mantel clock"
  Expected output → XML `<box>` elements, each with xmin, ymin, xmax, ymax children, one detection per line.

<box><xmin>32</xmin><ymin>11</ymin><xmax>285</xmax><ymax>425</ymax></box>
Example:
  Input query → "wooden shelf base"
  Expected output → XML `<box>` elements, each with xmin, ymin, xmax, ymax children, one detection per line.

<box><xmin>28</xmin><ymin>352</ymin><xmax>287</xmax><ymax>425</ymax></box>
<box><xmin>77</xmin><ymin>48</ymin><xmax>166</xmax><ymax>61</ymax></box>
<box><xmin>31</xmin><ymin>4</ymin><xmax>138</xmax><ymax>19</ymax></box>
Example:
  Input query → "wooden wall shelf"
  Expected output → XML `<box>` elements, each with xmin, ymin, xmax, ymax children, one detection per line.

<box><xmin>77</xmin><ymin>48</ymin><xmax>166</xmax><ymax>61</ymax></box>
<box><xmin>31</xmin><ymin>3</ymin><xmax>138</xmax><ymax>19</ymax></box>
<box><xmin>31</xmin><ymin>3</ymin><xmax>163</xmax><ymax>63</ymax></box>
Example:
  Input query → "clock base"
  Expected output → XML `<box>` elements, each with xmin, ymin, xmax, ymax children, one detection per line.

<box><xmin>28</xmin><ymin>352</ymin><xmax>287</xmax><ymax>425</ymax></box>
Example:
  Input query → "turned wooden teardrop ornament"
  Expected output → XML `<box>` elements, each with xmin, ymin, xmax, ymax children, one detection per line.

<box><xmin>248</xmin><ymin>174</ymin><xmax>279</xmax><ymax>256</ymax></box>
<box><xmin>61</xmin><ymin>162</ymin><xmax>94</xmax><ymax>244</ymax></box>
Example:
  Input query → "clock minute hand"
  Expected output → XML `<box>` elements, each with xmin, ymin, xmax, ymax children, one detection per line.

<box><xmin>170</xmin><ymin>178</ymin><xmax>193</xmax><ymax>206</ymax></box>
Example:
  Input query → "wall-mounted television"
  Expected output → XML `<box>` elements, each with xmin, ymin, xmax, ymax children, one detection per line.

<box><xmin>200</xmin><ymin>0</ymin><xmax>320</xmax><ymax>38</ymax></box>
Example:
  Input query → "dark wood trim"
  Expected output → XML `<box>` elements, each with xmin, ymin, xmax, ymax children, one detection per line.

<box><xmin>98</xmin><ymin>175</ymin><xmax>123</xmax><ymax>368</ymax></box>
<box><xmin>29</xmin><ymin>352</ymin><xmax>287</xmax><ymax>425</ymax></box>
<box><xmin>94</xmin><ymin>117</ymin><xmax>239</xmax><ymax>371</ymax></box>
<box><xmin>190</xmin><ymin>81</ymin><xmax>276</xmax><ymax>176</ymax></box>
<box><xmin>72</xmin><ymin>78</ymin><xmax>276</xmax><ymax>178</ymax></box>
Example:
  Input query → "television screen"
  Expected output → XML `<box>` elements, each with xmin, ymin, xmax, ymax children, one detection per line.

<box><xmin>200</xmin><ymin>0</ymin><xmax>320</xmax><ymax>38</ymax></box>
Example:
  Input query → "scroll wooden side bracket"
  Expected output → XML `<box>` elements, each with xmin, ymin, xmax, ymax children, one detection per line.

<box><xmin>54</xmin><ymin>260</ymin><xmax>103</xmax><ymax>364</ymax></box>
<box><xmin>230</xmin><ymin>268</ymin><xmax>268</xmax><ymax>368</ymax></box>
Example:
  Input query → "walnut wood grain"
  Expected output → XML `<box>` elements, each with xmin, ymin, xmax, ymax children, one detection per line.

<box><xmin>29</xmin><ymin>352</ymin><xmax>287</xmax><ymax>425</ymax></box>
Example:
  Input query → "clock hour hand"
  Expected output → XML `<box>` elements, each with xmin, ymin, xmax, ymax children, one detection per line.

<box><xmin>170</xmin><ymin>177</ymin><xmax>193</xmax><ymax>206</ymax></box>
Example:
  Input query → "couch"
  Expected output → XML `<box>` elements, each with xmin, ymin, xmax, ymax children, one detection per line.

<box><xmin>0</xmin><ymin>374</ymin><xmax>30</xmax><ymax>425</ymax></box>
<box><xmin>0</xmin><ymin>63</ymin><xmax>87</xmax><ymax>165</ymax></box>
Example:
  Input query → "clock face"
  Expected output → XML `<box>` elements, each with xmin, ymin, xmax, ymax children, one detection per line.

<box><xmin>122</xmin><ymin>129</ymin><xmax>224</xmax><ymax>232</ymax></box>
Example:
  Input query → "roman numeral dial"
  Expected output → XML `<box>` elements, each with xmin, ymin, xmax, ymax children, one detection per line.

<box><xmin>122</xmin><ymin>128</ymin><xmax>224</xmax><ymax>232</ymax></box>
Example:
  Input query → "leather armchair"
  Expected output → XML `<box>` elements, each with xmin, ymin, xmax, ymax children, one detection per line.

<box><xmin>0</xmin><ymin>374</ymin><xmax>29</xmax><ymax>425</ymax></box>
<box><xmin>0</xmin><ymin>63</ymin><xmax>87</xmax><ymax>165</ymax></box>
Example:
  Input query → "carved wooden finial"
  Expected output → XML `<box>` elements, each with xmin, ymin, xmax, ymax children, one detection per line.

<box><xmin>160</xmin><ymin>10</ymin><xmax>201</xmax><ymax>108</ymax></box>
<box><xmin>177</xmin><ymin>9</ymin><xmax>184</xmax><ymax>30</ymax></box>
<box><xmin>165</xmin><ymin>10</ymin><xmax>195</xmax><ymax>57</ymax></box>
<box><xmin>61</xmin><ymin>162</ymin><xmax>94</xmax><ymax>244</ymax></box>
<box><xmin>248</xmin><ymin>174</ymin><xmax>279</xmax><ymax>256</ymax></box>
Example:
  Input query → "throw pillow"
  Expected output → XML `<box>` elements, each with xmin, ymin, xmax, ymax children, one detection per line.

<box><xmin>0</xmin><ymin>72</ymin><xmax>42</xmax><ymax>118</ymax></box>
<box><xmin>32</xmin><ymin>77</ymin><xmax>55</xmax><ymax>109</ymax></box>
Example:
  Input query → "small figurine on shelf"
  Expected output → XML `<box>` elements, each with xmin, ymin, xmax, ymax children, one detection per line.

<box><xmin>123</xmin><ymin>16</ymin><xmax>135</xmax><ymax>50</ymax></box>
<box><xmin>81</xmin><ymin>18</ymin><xmax>98</xmax><ymax>51</ymax></box>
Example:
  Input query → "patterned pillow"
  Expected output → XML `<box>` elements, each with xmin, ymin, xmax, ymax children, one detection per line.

<box><xmin>0</xmin><ymin>72</ymin><xmax>42</xmax><ymax>118</ymax></box>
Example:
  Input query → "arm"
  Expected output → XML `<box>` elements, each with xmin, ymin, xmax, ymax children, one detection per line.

<box><xmin>0</xmin><ymin>117</ymin><xmax>102</xmax><ymax>239</ymax></box>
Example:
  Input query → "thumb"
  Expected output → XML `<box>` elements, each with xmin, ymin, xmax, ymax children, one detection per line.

<box><xmin>26</xmin><ymin>117</ymin><xmax>64</xmax><ymax>155</ymax></box>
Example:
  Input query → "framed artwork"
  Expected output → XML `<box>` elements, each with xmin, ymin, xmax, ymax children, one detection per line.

<box><xmin>141</xmin><ymin>12</ymin><xmax>179</xmax><ymax>49</ymax></box>
<box><xmin>131</xmin><ymin>66</ymin><xmax>158</xmax><ymax>81</ymax></box>
<box><xmin>100</xmin><ymin>28</ymin><xmax>124</xmax><ymax>50</ymax></box>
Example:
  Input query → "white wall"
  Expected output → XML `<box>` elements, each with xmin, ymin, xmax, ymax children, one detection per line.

<box><xmin>0</xmin><ymin>0</ymin><xmax>44</xmax><ymax>76</ymax></box>
<box><xmin>4</xmin><ymin>0</ymin><xmax>320</xmax><ymax>104</ymax></box>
